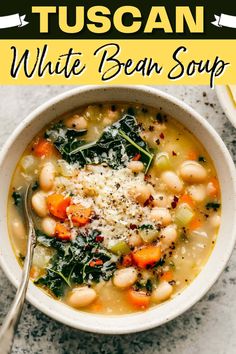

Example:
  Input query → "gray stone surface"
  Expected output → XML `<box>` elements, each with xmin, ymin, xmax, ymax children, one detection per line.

<box><xmin>0</xmin><ymin>86</ymin><xmax>235</xmax><ymax>354</ymax></box>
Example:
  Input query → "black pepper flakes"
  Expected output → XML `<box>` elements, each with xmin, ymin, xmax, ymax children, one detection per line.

<box><xmin>149</xmin><ymin>125</ymin><xmax>154</xmax><ymax>132</ymax></box>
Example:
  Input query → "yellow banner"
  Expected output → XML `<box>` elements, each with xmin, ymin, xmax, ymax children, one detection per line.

<box><xmin>0</xmin><ymin>40</ymin><xmax>235</xmax><ymax>86</ymax></box>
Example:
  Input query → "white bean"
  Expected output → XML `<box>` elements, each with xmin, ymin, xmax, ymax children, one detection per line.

<box><xmin>41</xmin><ymin>217</ymin><xmax>56</xmax><ymax>236</ymax></box>
<box><xmin>128</xmin><ymin>161</ymin><xmax>144</xmax><ymax>173</ymax></box>
<box><xmin>39</xmin><ymin>162</ymin><xmax>55</xmax><ymax>191</ymax></box>
<box><xmin>161</xmin><ymin>171</ymin><xmax>183</xmax><ymax>193</ymax></box>
<box><xmin>150</xmin><ymin>207</ymin><xmax>172</xmax><ymax>226</ymax></box>
<box><xmin>180</xmin><ymin>161</ymin><xmax>207</xmax><ymax>184</ymax></box>
<box><xmin>152</xmin><ymin>193</ymin><xmax>169</xmax><ymax>208</ymax></box>
<box><xmin>129</xmin><ymin>185</ymin><xmax>151</xmax><ymax>205</ymax></box>
<box><xmin>206</xmin><ymin>181</ymin><xmax>218</xmax><ymax>197</ymax></box>
<box><xmin>129</xmin><ymin>233</ymin><xmax>143</xmax><ymax>247</ymax></box>
<box><xmin>32</xmin><ymin>191</ymin><xmax>48</xmax><ymax>217</ymax></box>
<box><xmin>12</xmin><ymin>219</ymin><xmax>26</xmax><ymax>240</ymax></box>
<box><xmin>209</xmin><ymin>214</ymin><xmax>221</xmax><ymax>229</ymax></box>
<box><xmin>187</xmin><ymin>184</ymin><xmax>206</xmax><ymax>202</ymax></box>
<box><xmin>67</xmin><ymin>286</ymin><xmax>97</xmax><ymax>308</ymax></box>
<box><xmin>113</xmin><ymin>267</ymin><xmax>138</xmax><ymax>288</ymax></box>
<box><xmin>151</xmin><ymin>281</ymin><xmax>173</xmax><ymax>303</ymax></box>
<box><xmin>160</xmin><ymin>224</ymin><xmax>178</xmax><ymax>248</ymax></box>
<box><xmin>65</xmin><ymin>115</ymin><xmax>88</xmax><ymax>131</ymax></box>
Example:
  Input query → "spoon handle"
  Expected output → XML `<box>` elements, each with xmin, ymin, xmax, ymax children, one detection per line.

<box><xmin>0</xmin><ymin>223</ymin><xmax>36</xmax><ymax>354</ymax></box>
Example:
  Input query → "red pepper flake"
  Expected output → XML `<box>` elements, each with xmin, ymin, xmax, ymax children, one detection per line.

<box><xmin>172</xmin><ymin>151</ymin><xmax>177</xmax><ymax>156</ymax></box>
<box><xmin>173</xmin><ymin>195</ymin><xmax>179</xmax><ymax>203</ymax></box>
<box><xmin>149</xmin><ymin>125</ymin><xmax>154</xmax><ymax>132</ymax></box>
<box><xmin>160</xmin><ymin>132</ymin><xmax>165</xmax><ymax>139</ymax></box>
<box><xmin>171</xmin><ymin>196</ymin><xmax>179</xmax><ymax>209</ymax></box>
<box><xmin>144</xmin><ymin>174</ymin><xmax>151</xmax><ymax>181</ymax></box>
<box><xmin>144</xmin><ymin>194</ymin><xmax>154</xmax><ymax>207</ymax></box>
<box><xmin>122</xmin><ymin>254</ymin><xmax>133</xmax><ymax>267</ymax></box>
<box><xmin>130</xmin><ymin>224</ymin><xmax>137</xmax><ymax>230</ymax></box>
<box><xmin>95</xmin><ymin>235</ymin><xmax>104</xmax><ymax>243</ymax></box>
<box><xmin>132</xmin><ymin>153</ymin><xmax>141</xmax><ymax>161</ymax></box>
<box><xmin>155</xmin><ymin>138</ymin><xmax>160</xmax><ymax>145</ymax></box>
<box><xmin>171</xmin><ymin>201</ymin><xmax>177</xmax><ymax>209</ymax></box>
<box><xmin>89</xmin><ymin>259</ymin><xmax>103</xmax><ymax>267</ymax></box>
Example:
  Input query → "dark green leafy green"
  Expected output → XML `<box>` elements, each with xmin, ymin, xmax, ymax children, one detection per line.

<box><xmin>205</xmin><ymin>202</ymin><xmax>221</xmax><ymax>211</ymax></box>
<box><xmin>133</xmin><ymin>279</ymin><xmax>153</xmax><ymax>294</ymax></box>
<box><xmin>138</xmin><ymin>224</ymin><xmax>154</xmax><ymax>230</ymax></box>
<box><xmin>145</xmin><ymin>279</ymin><xmax>153</xmax><ymax>293</ymax></box>
<box><xmin>198</xmin><ymin>156</ymin><xmax>206</xmax><ymax>163</ymax></box>
<box><xmin>47</xmin><ymin>114</ymin><xmax>154</xmax><ymax>173</ymax></box>
<box><xmin>12</xmin><ymin>191</ymin><xmax>22</xmax><ymax>206</ymax></box>
<box><xmin>32</xmin><ymin>181</ymin><xmax>39</xmax><ymax>191</ymax></box>
<box><xmin>35</xmin><ymin>229</ymin><xmax>117</xmax><ymax>297</ymax></box>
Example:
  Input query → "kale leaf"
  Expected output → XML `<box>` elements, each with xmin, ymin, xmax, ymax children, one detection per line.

<box><xmin>35</xmin><ymin>229</ymin><xmax>117</xmax><ymax>297</ymax></box>
<box><xmin>32</xmin><ymin>181</ymin><xmax>39</xmax><ymax>191</ymax></box>
<box><xmin>198</xmin><ymin>156</ymin><xmax>206</xmax><ymax>163</ymax></box>
<box><xmin>47</xmin><ymin>114</ymin><xmax>154</xmax><ymax>173</ymax></box>
<box><xmin>12</xmin><ymin>191</ymin><xmax>22</xmax><ymax>206</ymax></box>
<box><xmin>205</xmin><ymin>202</ymin><xmax>221</xmax><ymax>211</ymax></box>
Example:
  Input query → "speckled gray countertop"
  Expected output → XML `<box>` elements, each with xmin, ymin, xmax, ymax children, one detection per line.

<box><xmin>0</xmin><ymin>86</ymin><xmax>235</xmax><ymax>354</ymax></box>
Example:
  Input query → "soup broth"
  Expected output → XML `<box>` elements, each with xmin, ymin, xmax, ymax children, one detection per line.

<box><xmin>8</xmin><ymin>103</ymin><xmax>221</xmax><ymax>314</ymax></box>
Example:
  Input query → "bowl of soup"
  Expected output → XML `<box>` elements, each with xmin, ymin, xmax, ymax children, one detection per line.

<box><xmin>0</xmin><ymin>86</ymin><xmax>236</xmax><ymax>334</ymax></box>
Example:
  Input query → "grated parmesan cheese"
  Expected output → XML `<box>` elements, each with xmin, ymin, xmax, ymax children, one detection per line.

<box><xmin>54</xmin><ymin>165</ymin><xmax>159</xmax><ymax>246</ymax></box>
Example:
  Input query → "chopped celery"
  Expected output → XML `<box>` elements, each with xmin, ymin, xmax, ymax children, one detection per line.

<box><xmin>139</xmin><ymin>228</ymin><xmax>159</xmax><ymax>243</ymax></box>
<box><xmin>175</xmin><ymin>204</ymin><xmax>194</xmax><ymax>226</ymax></box>
<box><xmin>110</xmin><ymin>241</ymin><xmax>131</xmax><ymax>255</ymax></box>
<box><xmin>154</xmin><ymin>152</ymin><xmax>171</xmax><ymax>171</ymax></box>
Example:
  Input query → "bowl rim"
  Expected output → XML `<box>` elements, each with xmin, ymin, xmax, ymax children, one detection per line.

<box><xmin>0</xmin><ymin>85</ymin><xmax>236</xmax><ymax>334</ymax></box>
<box><xmin>215</xmin><ymin>85</ymin><xmax>236</xmax><ymax>128</ymax></box>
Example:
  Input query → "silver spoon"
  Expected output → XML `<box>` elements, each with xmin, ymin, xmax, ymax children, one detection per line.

<box><xmin>0</xmin><ymin>184</ymin><xmax>36</xmax><ymax>353</ymax></box>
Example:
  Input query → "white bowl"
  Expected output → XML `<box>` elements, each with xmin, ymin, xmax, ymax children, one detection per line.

<box><xmin>0</xmin><ymin>86</ymin><xmax>236</xmax><ymax>334</ymax></box>
<box><xmin>216</xmin><ymin>86</ymin><xmax>236</xmax><ymax>128</ymax></box>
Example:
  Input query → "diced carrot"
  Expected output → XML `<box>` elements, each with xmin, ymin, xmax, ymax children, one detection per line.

<box><xmin>187</xmin><ymin>151</ymin><xmax>198</xmax><ymax>161</ymax></box>
<box><xmin>67</xmin><ymin>204</ymin><xmax>92</xmax><ymax>227</ymax></box>
<box><xmin>160</xmin><ymin>270</ymin><xmax>174</xmax><ymax>282</ymax></box>
<box><xmin>122</xmin><ymin>254</ymin><xmax>133</xmax><ymax>267</ymax></box>
<box><xmin>127</xmin><ymin>289</ymin><xmax>150</xmax><ymax>309</ymax></box>
<box><xmin>132</xmin><ymin>245</ymin><xmax>162</xmax><ymax>268</ymax></box>
<box><xmin>47</xmin><ymin>194</ymin><xmax>71</xmax><ymax>220</ymax></box>
<box><xmin>132</xmin><ymin>153</ymin><xmax>141</xmax><ymax>161</ymax></box>
<box><xmin>54</xmin><ymin>223</ymin><xmax>71</xmax><ymax>241</ymax></box>
<box><xmin>189</xmin><ymin>218</ymin><xmax>202</xmax><ymax>231</ymax></box>
<box><xmin>207</xmin><ymin>177</ymin><xmax>220</xmax><ymax>197</ymax></box>
<box><xmin>33</xmin><ymin>138</ymin><xmax>55</xmax><ymax>158</ymax></box>
<box><xmin>89</xmin><ymin>259</ymin><xmax>103</xmax><ymax>267</ymax></box>
<box><xmin>179</xmin><ymin>194</ymin><xmax>195</xmax><ymax>208</ymax></box>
